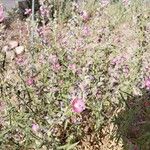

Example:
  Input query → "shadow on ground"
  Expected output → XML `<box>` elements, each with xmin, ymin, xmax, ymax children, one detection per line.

<box><xmin>114</xmin><ymin>90</ymin><xmax>150</xmax><ymax>150</ymax></box>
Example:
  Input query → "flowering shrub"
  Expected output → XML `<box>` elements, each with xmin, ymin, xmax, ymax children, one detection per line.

<box><xmin>0</xmin><ymin>0</ymin><xmax>150</xmax><ymax>149</ymax></box>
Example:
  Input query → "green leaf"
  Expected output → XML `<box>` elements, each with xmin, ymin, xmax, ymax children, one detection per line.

<box><xmin>66</xmin><ymin>142</ymin><xmax>79</xmax><ymax>150</ymax></box>
<box><xmin>57</xmin><ymin>142</ymin><xmax>79</xmax><ymax>150</ymax></box>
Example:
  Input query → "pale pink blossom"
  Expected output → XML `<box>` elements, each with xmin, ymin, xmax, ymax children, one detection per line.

<box><xmin>0</xmin><ymin>4</ymin><xmax>5</xmax><ymax>22</ymax></box>
<box><xmin>145</xmin><ymin>78</ymin><xmax>150</xmax><ymax>90</ymax></box>
<box><xmin>24</xmin><ymin>8</ymin><xmax>32</xmax><ymax>15</ymax></box>
<box><xmin>37</xmin><ymin>27</ymin><xmax>45</xmax><ymax>37</ymax></box>
<box><xmin>111</xmin><ymin>56</ymin><xmax>126</xmax><ymax>66</ymax></box>
<box><xmin>78</xmin><ymin>82</ymin><xmax>86</xmax><ymax>92</ymax></box>
<box><xmin>49</xmin><ymin>54</ymin><xmax>59</xmax><ymax>64</ymax></box>
<box><xmin>26</xmin><ymin>77</ymin><xmax>35</xmax><ymax>86</ymax></box>
<box><xmin>71</xmin><ymin>98</ymin><xmax>86</xmax><ymax>113</ymax></box>
<box><xmin>68</xmin><ymin>64</ymin><xmax>77</xmax><ymax>73</ymax></box>
<box><xmin>52</xmin><ymin>63</ymin><xmax>61</xmax><ymax>72</ymax></box>
<box><xmin>32</xmin><ymin>123</ymin><xmax>39</xmax><ymax>132</ymax></box>
<box><xmin>100</xmin><ymin>0</ymin><xmax>110</xmax><ymax>7</ymax></box>
<box><xmin>37</xmin><ymin>26</ymin><xmax>48</xmax><ymax>43</ymax></box>
<box><xmin>82</xmin><ymin>26</ymin><xmax>90</xmax><ymax>36</ymax></box>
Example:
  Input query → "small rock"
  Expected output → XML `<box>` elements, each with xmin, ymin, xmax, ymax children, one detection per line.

<box><xmin>15</xmin><ymin>46</ymin><xmax>25</xmax><ymax>55</ymax></box>
<box><xmin>8</xmin><ymin>41</ymin><xmax>19</xmax><ymax>49</ymax></box>
<box><xmin>2</xmin><ymin>45</ymin><xmax>9</xmax><ymax>53</ymax></box>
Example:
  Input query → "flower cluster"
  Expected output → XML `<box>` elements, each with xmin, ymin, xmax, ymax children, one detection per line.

<box><xmin>40</xmin><ymin>5</ymin><xmax>49</xmax><ymax>18</ymax></box>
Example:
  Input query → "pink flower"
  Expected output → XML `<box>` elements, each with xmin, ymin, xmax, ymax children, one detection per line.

<box><xmin>39</xmin><ymin>54</ymin><xmax>46</xmax><ymax>64</ymax></box>
<box><xmin>71</xmin><ymin>98</ymin><xmax>86</xmax><ymax>113</ymax></box>
<box><xmin>37</xmin><ymin>27</ymin><xmax>45</xmax><ymax>37</ymax></box>
<box><xmin>37</xmin><ymin>26</ymin><xmax>48</xmax><ymax>43</ymax></box>
<box><xmin>24</xmin><ymin>8</ymin><xmax>32</xmax><ymax>15</ymax></box>
<box><xmin>111</xmin><ymin>56</ymin><xmax>126</xmax><ymax>66</ymax></box>
<box><xmin>32</xmin><ymin>123</ymin><xmax>39</xmax><ymax>132</ymax></box>
<box><xmin>82</xmin><ymin>26</ymin><xmax>90</xmax><ymax>36</ymax></box>
<box><xmin>144</xmin><ymin>101</ymin><xmax>150</xmax><ymax>107</ymax></box>
<box><xmin>145</xmin><ymin>78</ymin><xmax>150</xmax><ymax>90</ymax></box>
<box><xmin>68</xmin><ymin>64</ymin><xmax>77</xmax><ymax>73</ymax></box>
<box><xmin>0</xmin><ymin>101</ymin><xmax>6</xmax><ymax>112</ymax></box>
<box><xmin>26</xmin><ymin>77</ymin><xmax>35</xmax><ymax>86</ymax></box>
<box><xmin>52</xmin><ymin>63</ymin><xmax>61</xmax><ymax>72</ymax></box>
<box><xmin>0</xmin><ymin>4</ymin><xmax>5</xmax><ymax>22</ymax></box>
<box><xmin>81</xmin><ymin>11</ymin><xmax>89</xmax><ymax>21</ymax></box>
<box><xmin>40</xmin><ymin>5</ymin><xmax>49</xmax><ymax>17</ymax></box>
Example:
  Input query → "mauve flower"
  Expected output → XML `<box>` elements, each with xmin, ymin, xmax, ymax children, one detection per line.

<box><xmin>26</xmin><ymin>77</ymin><xmax>35</xmax><ymax>86</ymax></box>
<box><xmin>32</xmin><ymin>123</ymin><xmax>39</xmax><ymax>132</ymax></box>
<box><xmin>15</xmin><ymin>56</ymin><xmax>27</xmax><ymax>66</ymax></box>
<box><xmin>71</xmin><ymin>98</ymin><xmax>86</xmax><ymax>113</ymax></box>
<box><xmin>0</xmin><ymin>4</ymin><xmax>5</xmax><ymax>22</ymax></box>
<box><xmin>24</xmin><ymin>8</ymin><xmax>32</xmax><ymax>15</ymax></box>
<box><xmin>39</xmin><ymin>54</ymin><xmax>46</xmax><ymax>64</ymax></box>
<box><xmin>145</xmin><ymin>78</ymin><xmax>150</xmax><ymax>90</ymax></box>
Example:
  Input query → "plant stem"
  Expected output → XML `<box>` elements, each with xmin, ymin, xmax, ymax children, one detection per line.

<box><xmin>31</xmin><ymin>0</ymin><xmax>35</xmax><ymax>44</ymax></box>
